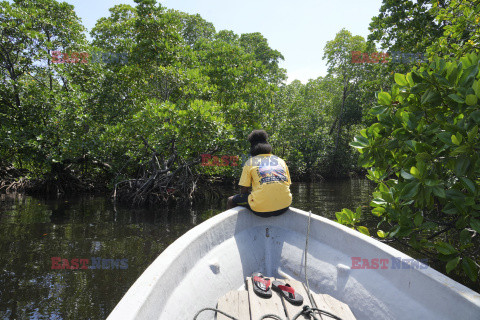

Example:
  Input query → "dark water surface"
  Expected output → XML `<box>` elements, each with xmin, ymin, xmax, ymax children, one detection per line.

<box><xmin>0</xmin><ymin>179</ymin><xmax>465</xmax><ymax>319</ymax></box>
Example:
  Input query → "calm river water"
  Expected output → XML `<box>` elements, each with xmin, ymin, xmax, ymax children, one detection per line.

<box><xmin>0</xmin><ymin>179</ymin><xmax>472</xmax><ymax>319</ymax></box>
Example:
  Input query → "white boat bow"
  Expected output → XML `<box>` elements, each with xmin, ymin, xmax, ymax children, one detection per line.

<box><xmin>107</xmin><ymin>207</ymin><xmax>480</xmax><ymax>320</ymax></box>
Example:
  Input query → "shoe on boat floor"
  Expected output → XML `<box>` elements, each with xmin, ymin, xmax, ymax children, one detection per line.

<box><xmin>272</xmin><ymin>280</ymin><xmax>304</xmax><ymax>305</ymax></box>
<box><xmin>252</xmin><ymin>272</ymin><xmax>272</xmax><ymax>298</ymax></box>
<box><xmin>214</xmin><ymin>276</ymin><xmax>357</xmax><ymax>320</ymax></box>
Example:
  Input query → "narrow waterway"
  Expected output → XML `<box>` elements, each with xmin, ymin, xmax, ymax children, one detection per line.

<box><xmin>0</xmin><ymin>179</ymin><xmax>472</xmax><ymax>319</ymax></box>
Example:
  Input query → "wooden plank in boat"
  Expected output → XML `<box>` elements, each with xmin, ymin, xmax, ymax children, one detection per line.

<box><xmin>310</xmin><ymin>293</ymin><xmax>356</xmax><ymax>320</ymax></box>
<box><xmin>309</xmin><ymin>293</ymin><xmax>336</xmax><ymax>320</ymax></box>
<box><xmin>247</xmin><ymin>277</ymin><xmax>286</xmax><ymax>320</ymax></box>
<box><xmin>216</xmin><ymin>290</ymin><xmax>250</xmax><ymax>320</ymax></box>
<box><xmin>278</xmin><ymin>278</ymin><xmax>312</xmax><ymax>320</ymax></box>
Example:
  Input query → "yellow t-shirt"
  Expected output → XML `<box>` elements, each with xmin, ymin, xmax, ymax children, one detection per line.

<box><xmin>238</xmin><ymin>154</ymin><xmax>292</xmax><ymax>213</ymax></box>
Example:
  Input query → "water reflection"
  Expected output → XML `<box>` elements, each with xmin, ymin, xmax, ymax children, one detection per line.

<box><xmin>290</xmin><ymin>179</ymin><xmax>375</xmax><ymax>219</ymax></box>
<box><xmin>0</xmin><ymin>194</ymin><xmax>225</xmax><ymax>319</ymax></box>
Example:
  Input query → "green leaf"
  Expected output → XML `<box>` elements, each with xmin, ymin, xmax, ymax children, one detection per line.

<box><xmin>448</xmin><ymin>94</ymin><xmax>464</xmax><ymax>103</ymax></box>
<box><xmin>410</xmin><ymin>166</ymin><xmax>421</xmax><ymax>178</ymax></box>
<box><xmin>425</xmin><ymin>179</ymin><xmax>440</xmax><ymax>187</ymax></box>
<box><xmin>394</xmin><ymin>73</ymin><xmax>408</xmax><ymax>86</ymax></box>
<box><xmin>379</xmin><ymin>183</ymin><xmax>389</xmax><ymax>193</ymax></box>
<box><xmin>344</xmin><ymin>208</ymin><xmax>355</xmax><ymax>222</ymax></box>
<box><xmin>414</xmin><ymin>212</ymin><xmax>423</xmax><ymax>227</ymax></box>
<box><xmin>442</xmin><ymin>206</ymin><xmax>458</xmax><ymax>215</ymax></box>
<box><xmin>451</xmin><ymin>145</ymin><xmax>469</xmax><ymax>156</ymax></box>
<box><xmin>462</xmin><ymin>257</ymin><xmax>478</xmax><ymax>282</ymax></box>
<box><xmin>446</xmin><ymin>257</ymin><xmax>460</xmax><ymax>274</ymax></box>
<box><xmin>389</xmin><ymin>225</ymin><xmax>400</xmax><ymax>237</ymax></box>
<box><xmin>371</xmin><ymin>198</ymin><xmax>387</xmax><ymax>206</ymax></box>
<box><xmin>405</xmin><ymin>140</ymin><xmax>417</xmax><ymax>152</ymax></box>
<box><xmin>421</xmin><ymin>89</ymin><xmax>439</xmax><ymax>104</ymax></box>
<box><xmin>335</xmin><ymin>211</ymin><xmax>347</xmax><ymax>223</ymax></box>
<box><xmin>451</xmin><ymin>134</ymin><xmax>461</xmax><ymax>145</ymax></box>
<box><xmin>401</xmin><ymin>181</ymin><xmax>420</xmax><ymax>198</ymax></box>
<box><xmin>355</xmin><ymin>206</ymin><xmax>362</xmax><ymax>220</ymax></box>
<box><xmin>357</xmin><ymin>226</ymin><xmax>370</xmax><ymax>236</ymax></box>
<box><xmin>377</xmin><ymin>230</ymin><xmax>387</xmax><ymax>238</ymax></box>
<box><xmin>467</xmin><ymin>125</ymin><xmax>478</xmax><ymax>142</ymax></box>
<box><xmin>432</xmin><ymin>186</ymin><xmax>446</xmax><ymax>198</ymax></box>
<box><xmin>471</xmin><ymin>111</ymin><xmax>480</xmax><ymax>123</ymax></box>
<box><xmin>455</xmin><ymin>158</ymin><xmax>470</xmax><ymax>176</ymax></box>
<box><xmin>435</xmin><ymin>242</ymin><xmax>457</xmax><ymax>255</ymax></box>
<box><xmin>473</xmin><ymin>80</ymin><xmax>480</xmax><ymax>98</ymax></box>
<box><xmin>470</xmin><ymin>219</ymin><xmax>480</xmax><ymax>233</ymax></box>
<box><xmin>350</xmin><ymin>141</ymin><xmax>367</xmax><ymax>149</ymax></box>
<box><xmin>372</xmin><ymin>207</ymin><xmax>385</xmax><ymax>217</ymax></box>
<box><xmin>411</xmin><ymin>83</ymin><xmax>429</xmax><ymax>94</ymax></box>
<box><xmin>438</xmin><ymin>132</ymin><xmax>454</xmax><ymax>145</ymax></box>
<box><xmin>370</xmin><ymin>106</ymin><xmax>388</xmax><ymax>115</ymax></box>
<box><xmin>446</xmin><ymin>189</ymin><xmax>466</xmax><ymax>201</ymax></box>
<box><xmin>447</xmin><ymin>65</ymin><xmax>460</xmax><ymax>85</ymax></box>
<box><xmin>410</xmin><ymin>71</ymin><xmax>422</xmax><ymax>84</ymax></box>
<box><xmin>434</xmin><ymin>73</ymin><xmax>450</xmax><ymax>86</ymax></box>
<box><xmin>353</xmin><ymin>135</ymin><xmax>369</xmax><ymax>147</ymax></box>
<box><xmin>466</xmin><ymin>94</ymin><xmax>478</xmax><ymax>106</ymax></box>
<box><xmin>460</xmin><ymin>177</ymin><xmax>476</xmax><ymax>193</ymax></box>
<box><xmin>378</xmin><ymin>92</ymin><xmax>392</xmax><ymax>106</ymax></box>
<box><xmin>460</xmin><ymin>229</ymin><xmax>471</xmax><ymax>245</ymax></box>
<box><xmin>400</xmin><ymin>169</ymin><xmax>414</xmax><ymax>180</ymax></box>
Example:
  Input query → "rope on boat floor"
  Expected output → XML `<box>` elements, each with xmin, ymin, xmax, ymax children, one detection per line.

<box><xmin>304</xmin><ymin>211</ymin><xmax>314</xmax><ymax>307</ymax></box>
<box><xmin>193</xmin><ymin>211</ymin><xmax>343</xmax><ymax>320</ymax></box>
<box><xmin>193</xmin><ymin>307</ymin><xmax>239</xmax><ymax>320</ymax></box>
<box><xmin>193</xmin><ymin>305</ymin><xmax>343</xmax><ymax>320</ymax></box>
<box><xmin>301</xmin><ymin>211</ymin><xmax>342</xmax><ymax>320</ymax></box>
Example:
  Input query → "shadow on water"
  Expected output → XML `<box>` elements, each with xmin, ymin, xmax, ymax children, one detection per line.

<box><xmin>0</xmin><ymin>179</ymin><xmax>475</xmax><ymax>319</ymax></box>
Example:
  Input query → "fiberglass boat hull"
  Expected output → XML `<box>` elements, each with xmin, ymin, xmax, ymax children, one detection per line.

<box><xmin>107</xmin><ymin>207</ymin><xmax>480</xmax><ymax>320</ymax></box>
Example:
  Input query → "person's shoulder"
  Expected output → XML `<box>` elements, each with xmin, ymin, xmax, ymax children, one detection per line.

<box><xmin>243</xmin><ymin>156</ymin><xmax>255</xmax><ymax>167</ymax></box>
<box><xmin>271</xmin><ymin>154</ymin><xmax>286</xmax><ymax>164</ymax></box>
<box><xmin>244</xmin><ymin>154</ymin><xmax>265</xmax><ymax>166</ymax></box>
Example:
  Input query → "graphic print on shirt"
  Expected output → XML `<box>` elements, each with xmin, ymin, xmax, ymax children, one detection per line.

<box><xmin>257</xmin><ymin>164</ymin><xmax>288</xmax><ymax>184</ymax></box>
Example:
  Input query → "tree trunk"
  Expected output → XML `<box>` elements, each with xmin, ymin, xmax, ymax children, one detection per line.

<box><xmin>334</xmin><ymin>85</ymin><xmax>348</xmax><ymax>152</ymax></box>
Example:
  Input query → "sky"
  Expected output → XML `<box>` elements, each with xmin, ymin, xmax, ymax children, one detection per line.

<box><xmin>23</xmin><ymin>0</ymin><xmax>384</xmax><ymax>83</ymax></box>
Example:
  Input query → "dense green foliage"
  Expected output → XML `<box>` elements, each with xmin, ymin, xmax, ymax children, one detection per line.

<box><xmin>368</xmin><ymin>0</ymin><xmax>443</xmax><ymax>53</ymax></box>
<box><xmin>0</xmin><ymin>0</ymin><xmax>286</xmax><ymax>194</ymax></box>
<box><xmin>428</xmin><ymin>0</ymin><xmax>480</xmax><ymax>58</ymax></box>
<box><xmin>351</xmin><ymin>53</ymin><xmax>480</xmax><ymax>282</ymax></box>
<box><xmin>336</xmin><ymin>0</ymin><xmax>480</xmax><ymax>287</ymax></box>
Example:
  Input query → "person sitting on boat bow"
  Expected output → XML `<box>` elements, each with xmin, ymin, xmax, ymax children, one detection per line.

<box><xmin>227</xmin><ymin>130</ymin><xmax>292</xmax><ymax>217</ymax></box>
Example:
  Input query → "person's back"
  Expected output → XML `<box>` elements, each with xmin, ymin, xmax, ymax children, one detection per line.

<box><xmin>240</xmin><ymin>153</ymin><xmax>292</xmax><ymax>213</ymax></box>
<box><xmin>227</xmin><ymin>130</ymin><xmax>292</xmax><ymax>217</ymax></box>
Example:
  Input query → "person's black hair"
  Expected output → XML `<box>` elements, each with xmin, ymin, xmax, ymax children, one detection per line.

<box><xmin>248</xmin><ymin>130</ymin><xmax>272</xmax><ymax>156</ymax></box>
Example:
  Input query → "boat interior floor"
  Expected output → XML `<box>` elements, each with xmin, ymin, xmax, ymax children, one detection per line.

<box><xmin>215</xmin><ymin>277</ymin><xmax>357</xmax><ymax>320</ymax></box>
